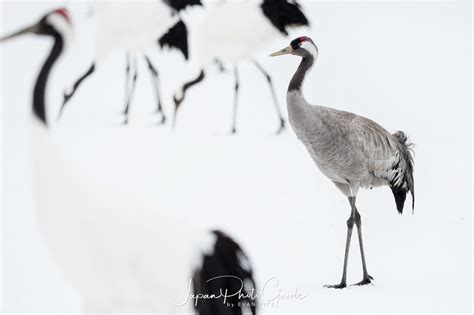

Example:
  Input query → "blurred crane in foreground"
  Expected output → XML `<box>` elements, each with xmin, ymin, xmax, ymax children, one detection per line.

<box><xmin>271</xmin><ymin>36</ymin><xmax>415</xmax><ymax>288</ymax></box>
<box><xmin>0</xmin><ymin>8</ymin><xmax>257</xmax><ymax>314</ymax></box>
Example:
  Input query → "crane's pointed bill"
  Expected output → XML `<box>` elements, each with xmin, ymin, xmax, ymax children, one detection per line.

<box><xmin>269</xmin><ymin>46</ymin><xmax>293</xmax><ymax>57</ymax></box>
<box><xmin>0</xmin><ymin>24</ymin><xmax>39</xmax><ymax>42</ymax></box>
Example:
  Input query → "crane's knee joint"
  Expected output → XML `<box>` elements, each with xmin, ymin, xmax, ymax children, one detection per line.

<box><xmin>174</xmin><ymin>87</ymin><xmax>184</xmax><ymax>105</ymax></box>
<box><xmin>173</xmin><ymin>95</ymin><xmax>183</xmax><ymax>108</ymax></box>
<box><xmin>265</xmin><ymin>74</ymin><xmax>272</xmax><ymax>82</ymax></box>
<box><xmin>234</xmin><ymin>82</ymin><xmax>239</xmax><ymax>90</ymax></box>
<box><xmin>346</xmin><ymin>217</ymin><xmax>355</xmax><ymax>228</ymax></box>
<box><xmin>354</xmin><ymin>212</ymin><xmax>362</xmax><ymax>227</ymax></box>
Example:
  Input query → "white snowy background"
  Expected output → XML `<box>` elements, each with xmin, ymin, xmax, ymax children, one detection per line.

<box><xmin>1</xmin><ymin>0</ymin><xmax>472</xmax><ymax>314</ymax></box>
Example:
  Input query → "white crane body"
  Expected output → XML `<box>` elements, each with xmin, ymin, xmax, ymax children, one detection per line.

<box><xmin>59</xmin><ymin>0</ymin><xmax>201</xmax><ymax>124</ymax></box>
<box><xmin>95</xmin><ymin>1</ymin><xmax>178</xmax><ymax>62</ymax></box>
<box><xmin>198</xmin><ymin>1</ymin><xmax>281</xmax><ymax>67</ymax></box>
<box><xmin>2</xmin><ymin>8</ymin><xmax>257</xmax><ymax>314</ymax></box>
<box><xmin>32</xmin><ymin>121</ymin><xmax>209</xmax><ymax>312</ymax></box>
<box><xmin>173</xmin><ymin>0</ymin><xmax>310</xmax><ymax>134</ymax></box>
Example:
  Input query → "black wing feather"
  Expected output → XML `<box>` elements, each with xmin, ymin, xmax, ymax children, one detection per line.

<box><xmin>261</xmin><ymin>0</ymin><xmax>309</xmax><ymax>35</ymax></box>
<box><xmin>194</xmin><ymin>230</ymin><xmax>257</xmax><ymax>315</ymax></box>
<box><xmin>164</xmin><ymin>0</ymin><xmax>202</xmax><ymax>12</ymax></box>
<box><xmin>158</xmin><ymin>20</ymin><xmax>189</xmax><ymax>60</ymax></box>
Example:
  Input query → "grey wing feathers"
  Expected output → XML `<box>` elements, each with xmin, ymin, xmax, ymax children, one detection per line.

<box><xmin>350</xmin><ymin>116</ymin><xmax>415</xmax><ymax>213</ymax></box>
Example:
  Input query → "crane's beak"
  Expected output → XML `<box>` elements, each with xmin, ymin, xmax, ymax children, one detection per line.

<box><xmin>269</xmin><ymin>45</ymin><xmax>293</xmax><ymax>57</ymax></box>
<box><xmin>0</xmin><ymin>23</ymin><xmax>40</xmax><ymax>42</ymax></box>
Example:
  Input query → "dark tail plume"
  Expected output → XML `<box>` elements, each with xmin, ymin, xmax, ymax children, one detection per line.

<box><xmin>193</xmin><ymin>230</ymin><xmax>257</xmax><ymax>315</ymax></box>
<box><xmin>391</xmin><ymin>131</ymin><xmax>415</xmax><ymax>214</ymax></box>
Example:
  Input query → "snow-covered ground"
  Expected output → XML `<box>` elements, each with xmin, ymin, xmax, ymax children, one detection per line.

<box><xmin>1</xmin><ymin>1</ymin><xmax>472</xmax><ymax>314</ymax></box>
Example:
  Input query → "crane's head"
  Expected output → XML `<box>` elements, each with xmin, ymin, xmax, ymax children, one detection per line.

<box><xmin>269</xmin><ymin>36</ymin><xmax>318</xmax><ymax>59</ymax></box>
<box><xmin>0</xmin><ymin>8</ymin><xmax>72</xmax><ymax>43</ymax></box>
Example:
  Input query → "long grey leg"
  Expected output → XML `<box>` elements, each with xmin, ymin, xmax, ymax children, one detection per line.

<box><xmin>253</xmin><ymin>60</ymin><xmax>285</xmax><ymax>134</ymax></box>
<box><xmin>123</xmin><ymin>56</ymin><xmax>138</xmax><ymax>125</ymax></box>
<box><xmin>325</xmin><ymin>196</ymin><xmax>357</xmax><ymax>289</ymax></box>
<box><xmin>231</xmin><ymin>66</ymin><xmax>239</xmax><ymax>134</ymax></box>
<box><xmin>354</xmin><ymin>208</ymin><xmax>373</xmax><ymax>285</ymax></box>
<box><xmin>144</xmin><ymin>54</ymin><xmax>165</xmax><ymax>124</ymax></box>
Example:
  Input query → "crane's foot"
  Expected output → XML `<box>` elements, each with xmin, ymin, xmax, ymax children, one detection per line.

<box><xmin>230</xmin><ymin>127</ymin><xmax>237</xmax><ymax>135</ymax></box>
<box><xmin>157</xmin><ymin>115</ymin><xmax>166</xmax><ymax>125</ymax></box>
<box><xmin>153</xmin><ymin>110</ymin><xmax>166</xmax><ymax>125</ymax></box>
<box><xmin>122</xmin><ymin>117</ymin><xmax>129</xmax><ymax>125</ymax></box>
<box><xmin>352</xmin><ymin>275</ymin><xmax>373</xmax><ymax>286</ymax></box>
<box><xmin>324</xmin><ymin>282</ymin><xmax>347</xmax><ymax>289</ymax></box>
<box><xmin>275</xmin><ymin>118</ymin><xmax>286</xmax><ymax>135</ymax></box>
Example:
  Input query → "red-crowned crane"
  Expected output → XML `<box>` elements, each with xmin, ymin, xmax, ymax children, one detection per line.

<box><xmin>58</xmin><ymin>0</ymin><xmax>202</xmax><ymax>125</ymax></box>
<box><xmin>0</xmin><ymin>8</ymin><xmax>257</xmax><ymax>314</ymax></box>
<box><xmin>270</xmin><ymin>36</ymin><xmax>415</xmax><ymax>288</ymax></box>
<box><xmin>173</xmin><ymin>0</ymin><xmax>310</xmax><ymax>134</ymax></box>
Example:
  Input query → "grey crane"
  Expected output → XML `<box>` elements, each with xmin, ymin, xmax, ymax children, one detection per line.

<box><xmin>270</xmin><ymin>36</ymin><xmax>415</xmax><ymax>288</ymax></box>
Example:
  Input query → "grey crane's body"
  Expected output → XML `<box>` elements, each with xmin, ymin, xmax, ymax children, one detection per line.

<box><xmin>288</xmin><ymin>93</ymin><xmax>413</xmax><ymax>199</ymax></box>
<box><xmin>271</xmin><ymin>36</ymin><xmax>414</xmax><ymax>288</ymax></box>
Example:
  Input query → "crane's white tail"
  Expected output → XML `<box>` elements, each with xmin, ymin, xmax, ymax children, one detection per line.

<box><xmin>390</xmin><ymin>131</ymin><xmax>415</xmax><ymax>214</ymax></box>
<box><xmin>158</xmin><ymin>19</ymin><xmax>189</xmax><ymax>60</ymax></box>
<box><xmin>193</xmin><ymin>230</ymin><xmax>257</xmax><ymax>315</ymax></box>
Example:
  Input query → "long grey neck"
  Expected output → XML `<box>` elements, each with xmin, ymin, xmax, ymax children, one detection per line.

<box><xmin>288</xmin><ymin>56</ymin><xmax>314</xmax><ymax>93</ymax></box>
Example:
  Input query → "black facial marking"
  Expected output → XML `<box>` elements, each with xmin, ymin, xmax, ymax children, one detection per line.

<box><xmin>290</xmin><ymin>36</ymin><xmax>308</xmax><ymax>50</ymax></box>
<box><xmin>290</xmin><ymin>38</ymin><xmax>301</xmax><ymax>49</ymax></box>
